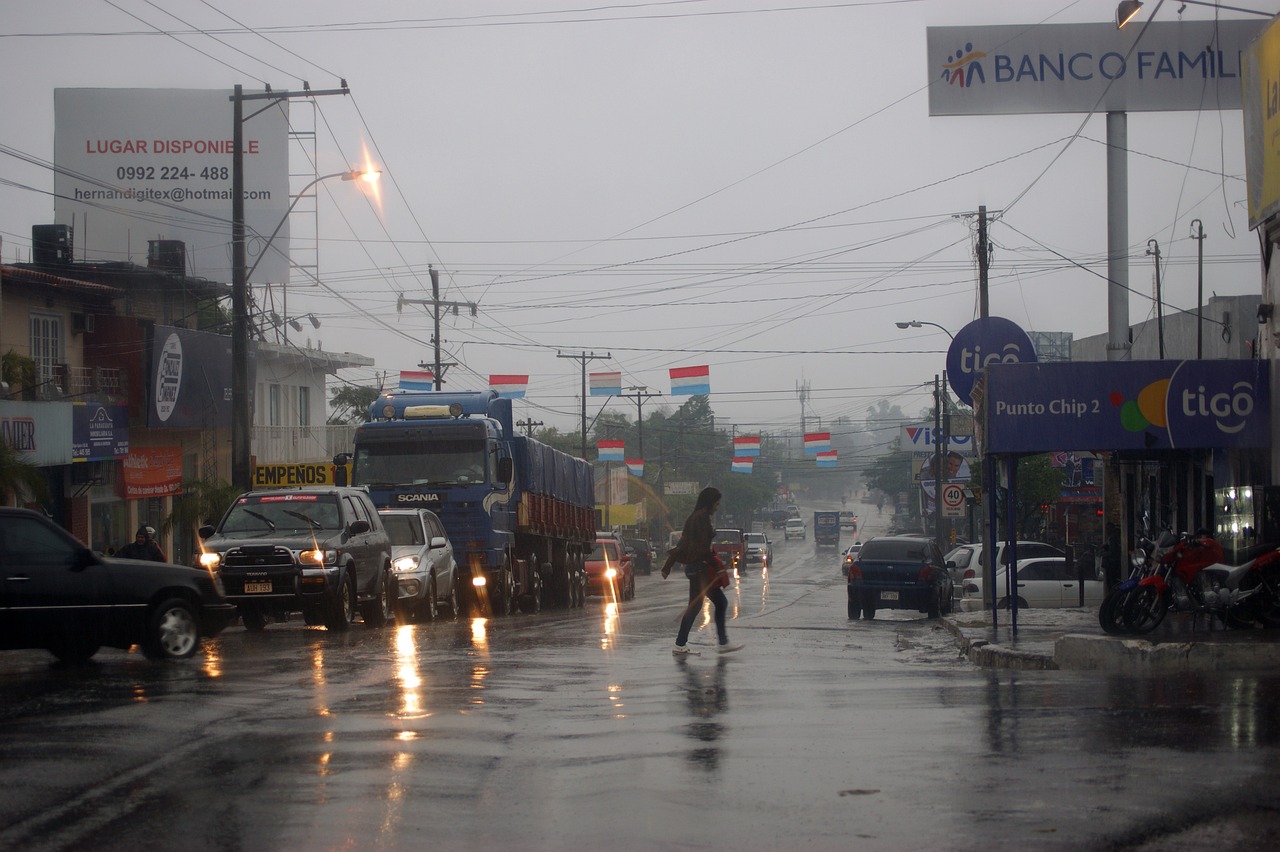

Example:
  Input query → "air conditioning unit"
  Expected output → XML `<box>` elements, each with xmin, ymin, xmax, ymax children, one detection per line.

<box><xmin>71</xmin><ymin>313</ymin><xmax>96</xmax><ymax>335</ymax></box>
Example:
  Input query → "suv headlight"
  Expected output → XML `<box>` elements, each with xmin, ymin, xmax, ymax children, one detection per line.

<box><xmin>199</xmin><ymin>551</ymin><xmax>222</xmax><ymax>570</ymax></box>
<box><xmin>299</xmin><ymin>548</ymin><xmax>338</xmax><ymax>566</ymax></box>
<box><xmin>393</xmin><ymin>555</ymin><xmax>420</xmax><ymax>572</ymax></box>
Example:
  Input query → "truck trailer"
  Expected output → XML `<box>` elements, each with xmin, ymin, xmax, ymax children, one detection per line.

<box><xmin>350</xmin><ymin>390</ymin><xmax>595</xmax><ymax>615</ymax></box>
<box><xmin>814</xmin><ymin>511</ymin><xmax>841</xmax><ymax>550</ymax></box>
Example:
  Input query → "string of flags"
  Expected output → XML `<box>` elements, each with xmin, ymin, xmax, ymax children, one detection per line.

<box><xmin>803</xmin><ymin>431</ymin><xmax>831</xmax><ymax>455</ymax></box>
<box><xmin>590</xmin><ymin>371</ymin><xmax>622</xmax><ymax>397</ymax></box>
<box><xmin>398</xmin><ymin>370</ymin><xmax>435</xmax><ymax>391</ymax></box>
<box><xmin>731</xmin><ymin>457</ymin><xmax>754</xmax><ymax>474</ymax></box>
<box><xmin>488</xmin><ymin>374</ymin><xmax>528</xmax><ymax>399</ymax></box>
<box><xmin>733</xmin><ymin>435</ymin><xmax>760</xmax><ymax>457</ymax></box>
<box><xmin>597</xmin><ymin>439</ymin><xmax>625</xmax><ymax>461</ymax></box>
<box><xmin>625</xmin><ymin>459</ymin><xmax>644</xmax><ymax>477</ymax></box>
<box><xmin>669</xmin><ymin>365</ymin><xmax>710</xmax><ymax>396</ymax></box>
<box><xmin>816</xmin><ymin>450</ymin><xmax>838</xmax><ymax>468</ymax></box>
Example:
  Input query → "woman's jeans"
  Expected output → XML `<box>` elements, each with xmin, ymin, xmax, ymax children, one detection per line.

<box><xmin>676</xmin><ymin>561</ymin><xmax>727</xmax><ymax>646</ymax></box>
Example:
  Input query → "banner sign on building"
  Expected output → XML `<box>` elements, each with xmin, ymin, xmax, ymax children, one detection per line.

<box><xmin>900</xmin><ymin>425</ymin><xmax>976</xmax><ymax>455</ymax></box>
<box><xmin>54</xmin><ymin>89</ymin><xmax>291</xmax><ymax>282</ymax></box>
<box><xmin>72</xmin><ymin>402</ymin><xmax>128</xmax><ymax>461</ymax></box>
<box><xmin>982</xmin><ymin>360</ymin><xmax>1271</xmax><ymax>453</ymax></box>
<box><xmin>0</xmin><ymin>400</ymin><xmax>73</xmax><ymax>466</ymax></box>
<box><xmin>148</xmin><ymin>326</ymin><xmax>238</xmax><ymax>429</ymax></box>
<box><xmin>1243</xmin><ymin>17</ymin><xmax>1280</xmax><ymax>229</ymax></box>
<box><xmin>123</xmin><ymin>446</ymin><xmax>184</xmax><ymax>499</ymax></box>
<box><xmin>253</xmin><ymin>461</ymin><xmax>352</xmax><ymax>489</ymax></box>
<box><xmin>927</xmin><ymin>21</ymin><xmax>1265</xmax><ymax>117</ymax></box>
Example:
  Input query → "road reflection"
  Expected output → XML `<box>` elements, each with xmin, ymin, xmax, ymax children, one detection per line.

<box><xmin>681</xmin><ymin>657</ymin><xmax>729</xmax><ymax>771</ymax></box>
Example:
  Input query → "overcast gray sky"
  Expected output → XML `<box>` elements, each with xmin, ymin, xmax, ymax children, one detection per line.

<box><xmin>2</xmin><ymin>0</ymin><xmax>1271</xmax><ymax>444</ymax></box>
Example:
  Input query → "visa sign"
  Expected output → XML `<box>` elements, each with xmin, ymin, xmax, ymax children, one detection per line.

<box><xmin>946</xmin><ymin>317</ymin><xmax>1038</xmax><ymax>406</ymax></box>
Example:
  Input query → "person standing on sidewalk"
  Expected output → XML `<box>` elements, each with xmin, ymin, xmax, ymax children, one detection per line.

<box><xmin>660</xmin><ymin>486</ymin><xmax>741</xmax><ymax>655</ymax></box>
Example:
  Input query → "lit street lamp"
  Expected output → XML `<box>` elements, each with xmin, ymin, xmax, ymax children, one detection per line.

<box><xmin>1116</xmin><ymin>0</ymin><xmax>1271</xmax><ymax>29</ymax></box>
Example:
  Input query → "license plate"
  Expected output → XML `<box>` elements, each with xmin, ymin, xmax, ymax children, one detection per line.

<box><xmin>243</xmin><ymin>582</ymin><xmax>272</xmax><ymax>594</ymax></box>
<box><xmin>880</xmin><ymin>591</ymin><xmax>899</xmax><ymax>601</ymax></box>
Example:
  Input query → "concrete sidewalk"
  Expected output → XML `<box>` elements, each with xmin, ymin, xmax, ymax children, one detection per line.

<box><xmin>942</xmin><ymin>607</ymin><xmax>1280</xmax><ymax>673</ymax></box>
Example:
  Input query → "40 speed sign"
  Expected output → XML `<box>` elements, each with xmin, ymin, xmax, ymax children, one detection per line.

<box><xmin>940</xmin><ymin>483</ymin><xmax>965</xmax><ymax>518</ymax></box>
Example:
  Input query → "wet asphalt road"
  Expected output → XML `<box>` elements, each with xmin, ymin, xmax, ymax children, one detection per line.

<box><xmin>3</xmin><ymin>500</ymin><xmax>1280</xmax><ymax>851</ymax></box>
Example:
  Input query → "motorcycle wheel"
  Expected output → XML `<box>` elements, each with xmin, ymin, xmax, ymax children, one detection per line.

<box><xmin>1237</xmin><ymin>567</ymin><xmax>1280</xmax><ymax>629</ymax></box>
<box><xmin>1121</xmin><ymin>586</ymin><xmax>1167</xmax><ymax>635</ymax></box>
<box><xmin>1098</xmin><ymin>589</ymin><xmax>1126</xmax><ymax>635</ymax></box>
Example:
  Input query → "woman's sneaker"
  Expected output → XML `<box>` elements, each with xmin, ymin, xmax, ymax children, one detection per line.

<box><xmin>717</xmin><ymin>643</ymin><xmax>744</xmax><ymax>654</ymax></box>
<box><xmin>672</xmin><ymin>645</ymin><xmax>691</xmax><ymax>656</ymax></box>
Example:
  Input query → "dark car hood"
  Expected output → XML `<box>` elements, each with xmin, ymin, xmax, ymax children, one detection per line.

<box><xmin>100</xmin><ymin>555</ymin><xmax>215</xmax><ymax>583</ymax></box>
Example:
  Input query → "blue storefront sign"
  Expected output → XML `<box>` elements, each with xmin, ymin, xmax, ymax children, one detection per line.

<box><xmin>72</xmin><ymin>402</ymin><xmax>129</xmax><ymax>461</ymax></box>
<box><xmin>984</xmin><ymin>360</ymin><xmax>1271</xmax><ymax>453</ymax></box>
<box><xmin>946</xmin><ymin>317</ymin><xmax>1038</xmax><ymax>406</ymax></box>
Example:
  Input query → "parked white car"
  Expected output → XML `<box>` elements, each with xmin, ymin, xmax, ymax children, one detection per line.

<box><xmin>959</xmin><ymin>557</ymin><xmax>1103</xmax><ymax>611</ymax></box>
<box><xmin>379</xmin><ymin>508</ymin><xmax>461</xmax><ymax>620</ymax></box>
<box><xmin>945</xmin><ymin>541</ymin><xmax>1064</xmax><ymax>596</ymax></box>
<box><xmin>784</xmin><ymin>517</ymin><xmax>806</xmax><ymax>540</ymax></box>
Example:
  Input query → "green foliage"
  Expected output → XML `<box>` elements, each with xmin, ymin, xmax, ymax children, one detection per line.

<box><xmin>329</xmin><ymin>384</ymin><xmax>382</xmax><ymax>425</ymax></box>
<box><xmin>161</xmin><ymin>478</ymin><xmax>242</xmax><ymax>539</ymax></box>
<box><xmin>2</xmin><ymin>350</ymin><xmax>37</xmax><ymax>399</ymax></box>
<box><xmin>0</xmin><ymin>440</ymin><xmax>50</xmax><ymax>504</ymax></box>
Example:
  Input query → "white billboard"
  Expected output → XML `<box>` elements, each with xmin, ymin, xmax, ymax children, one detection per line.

<box><xmin>927</xmin><ymin>21</ymin><xmax>1266</xmax><ymax>116</ymax></box>
<box><xmin>54</xmin><ymin>88</ymin><xmax>290</xmax><ymax>282</ymax></box>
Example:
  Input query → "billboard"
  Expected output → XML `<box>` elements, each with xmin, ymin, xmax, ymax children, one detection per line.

<box><xmin>54</xmin><ymin>88</ymin><xmax>290</xmax><ymax>282</ymax></box>
<box><xmin>983</xmin><ymin>360</ymin><xmax>1271</xmax><ymax>453</ymax></box>
<box><xmin>148</xmin><ymin>325</ymin><xmax>242</xmax><ymax>429</ymax></box>
<box><xmin>1243</xmin><ymin>17</ymin><xmax>1280</xmax><ymax>229</ymax></box>
<box><xmin>928</xmin><ymin>21</ymin><xmax>1265</xmax><ymax>116</ymax></box>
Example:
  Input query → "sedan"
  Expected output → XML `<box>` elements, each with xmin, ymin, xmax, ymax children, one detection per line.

<box><xmin>378</xmin><ymin>508</ymin><xmax>461</xmax><ymax>620</ymax></box>
<box><xmin>0</xmin><ymin>507</ymin><xmax>236</xmax><ymax>662</ymax></box>
<box><xmin>585</xmin><ymin>539</ymin><xmax>634</xmax><ymax>601</ymax></box>
<box><xmin>959</xmin><ymin>557</ymin><xmax>1103</xmax><ymax>610</ymax></box>
<box><xmin>840</xmin><ymin>541</ymin><xmax>863</xmax><ymax>577</ymax></box>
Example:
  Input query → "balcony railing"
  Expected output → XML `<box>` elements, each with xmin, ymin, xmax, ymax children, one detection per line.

<box><xmin>253</xmin><ymin>424</ymin><xmax>358</xmax><ymax>464</ymax></box>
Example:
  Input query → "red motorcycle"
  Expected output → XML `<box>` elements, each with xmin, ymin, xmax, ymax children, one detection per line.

<box><xmin>1108</xmin><ymin>532</ymin><xmax>1280</xmax><ymax>635</ymax></box>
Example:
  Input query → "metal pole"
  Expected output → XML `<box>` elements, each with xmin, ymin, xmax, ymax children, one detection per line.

<box><xmin>1148</xmin><ymin>240</ymin><xmax>1165</xmax><ymax>359</ymax></box>
<box><xmin>1191</xmin><ymin>219</ymin><xmax>1205</xmax><ymax>358</ymax></box>
<box><xmin>1106</xmin><ymin>112</ymin><xmax>1131</xmax><ymax>362</ymax></box>
<box><xmin>231</xmin><ymin>85</ymin><xmax>251</xmax><ymax>493</ymax></box>
<box><xmin>934</xmin><ymin>375</ymin><xmax>943</xmax><ymax>555</ymax></box>
<box><xmin>430</xmin><ymin>265</ymin><xmax>443</xmax><ymax>389</ymax></box>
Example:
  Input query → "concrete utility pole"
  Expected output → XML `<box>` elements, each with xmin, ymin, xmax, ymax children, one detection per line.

<box><xmin>557</xmin><ymin>351</ymin><xmax>610</xmax><ymax>458</ymax></box>
<box><xmin>619</xmin><ymin>386</ymin><xmax>662</xmax><ymax>459</ymax></box>
<box><xmin>1190</xmin><ymin>219</ymin><xmax>1205</xmax><ymax>359</ymax></box>
<box><xmin>396</xmin><ymin>265</ymin><xmax>477</xmax><ymax>390</ymax></box>
<box><xmin>231</xmin><ymin>81</ymin><xmax>349</xmax><ymax>493</ymax></box>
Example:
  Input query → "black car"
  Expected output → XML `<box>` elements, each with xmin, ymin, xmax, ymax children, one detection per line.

<box><xmin>625</xmin><ymin>538</ymin><xmax>654</xmax><ymax>575</ymax></box>
<box><xmin>846</xmin><ymin>535</ymin><xmax>953</xmax><ymax>620</ymax></box>
<box><xmin>0</xmin><ymin>507</ymin><xmax>236</xmax><ymax>662</ymax></box>
<box><xmin>198</xmin><ymin>487</ymin><xmax>394</xmax><ymax>632</ymax></box>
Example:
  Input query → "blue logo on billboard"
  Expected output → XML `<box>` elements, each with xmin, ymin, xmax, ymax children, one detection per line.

<box><xmin>946</xmin><ymin>317</ymin><xmax>1038</xmax><ymax>406</ymax></box>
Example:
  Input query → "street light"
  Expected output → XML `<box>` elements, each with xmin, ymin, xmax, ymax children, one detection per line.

<box><xmin>895</xmin><ymin>319</ymin><xmax>955</xmax><ymax>340</ymax></box>
<box><xmin>1117</xmin><ymin>1</ymin><xmax>1272</xmax><ymax>28</ymax></box>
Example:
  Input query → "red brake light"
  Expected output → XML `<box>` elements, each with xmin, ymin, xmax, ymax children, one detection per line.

<box><xmin>847</xmin><ymin>562</ymin><xmax>862</xmax><ymax>581</ymax></box>
<box><xmin>962</xmin><ymin>568</ymin><xmax>975</xmax><ymax>580</ymax></box>
<box><xmin>917</xmin><ymin>565</ymin><xmax>934</xmax><ymax>581</ymax></box>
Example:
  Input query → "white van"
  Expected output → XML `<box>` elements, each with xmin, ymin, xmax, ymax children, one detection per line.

<box><xmin>784</xmin><ymin>517</ymin><xmax>806</xmax><ymax>540</ymax></box>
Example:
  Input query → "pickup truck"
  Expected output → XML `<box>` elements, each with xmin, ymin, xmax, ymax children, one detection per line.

<box><xmin>712</xmin><ymin>528</ymin><xmax>746</xmax><ymax>574</ymax></box>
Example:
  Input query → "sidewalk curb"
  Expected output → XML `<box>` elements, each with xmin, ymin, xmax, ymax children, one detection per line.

<box><xmin>941</xmin><ymin>617</ymin><xmax>1058</xmax><ymax>671</ymax></box>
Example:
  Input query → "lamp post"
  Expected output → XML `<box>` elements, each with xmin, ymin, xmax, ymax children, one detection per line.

<box><xmin>229</xmin><ymin>80</ymin><xmax>354</xmax><ymax>493</ymax></box>
<box><xmin>1146</xmin><ymin>239</ymin><xmax>1165</xmax><ymax>359</ymax></box>
<box><xmin>895</xmin><ymin>319</ymin><xmax>955</xmax><ymax>340</ymax></box>
<box><xmin>1117</xmin><ymin>0</ymin><xmax>1271</xmax><ymax>28</ymax></box>
<box><xmin>1190</xmin><ymin>219</ymin><xmax>1205</xmax><ymax>359</ymax></box>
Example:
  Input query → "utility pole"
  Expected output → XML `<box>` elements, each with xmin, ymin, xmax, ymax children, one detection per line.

<box><xmin>1191</xmin><ymin>219</ymin><xmax>1205</xmax><ymax>359</ymax></box>
<box><xmin>231</xmin><ymin>81</ymin><xmax>350</xmax><ymax>493</ymax></box>
<box><xmin>1146</xmin><ymin>240</ymin><xmax>1165</xmax><ymax>358</ymax></box>
<box><xmin>977</xmin><ymin>205</ymin><xmax>990</xmax><ymax>318</ymax></box>
<box><xmin>396</xmin><ymin>265</ymin><xmax>477</xmax><ymax>390</ymax></box>
<box><xmin>796</xmin><ymin>380</ymin><xmax>810</xmax><ymax>436</ymax></box>
<box><xmin>516</xmin><ymin>419</ymin><xmax>543</xmax><ymax>437</ymax></box>
<box><xmin>557</xmin><ymin>350</ymin><xmax>610</xmax><ymax>458</ymax></box>
<box><xmin>619</xmin><ymin>386</ymin><xmax>662</xmax><ymax>459</ymax></box>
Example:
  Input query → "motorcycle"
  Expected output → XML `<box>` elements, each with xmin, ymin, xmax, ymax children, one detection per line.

<box><xmin>1101</xmin><ymin>531</ymin><xmax>1280</xmax><ymax>635</ymax></box>
<box><xmin>1098</xmin><ymin>533</ymin><xmax>1164</xmax><ymax>634</ymax></box>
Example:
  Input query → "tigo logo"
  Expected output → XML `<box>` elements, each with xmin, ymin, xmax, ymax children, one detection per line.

<box><xmin>1181</xmin><ymin>381</ymin><xmax>1255</xmax><ymax>435</ymax></box>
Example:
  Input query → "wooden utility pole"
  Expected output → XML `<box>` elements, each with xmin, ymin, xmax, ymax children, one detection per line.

<box><xmin>396</xmin><ymin>265</ymin><xmax>477</xmax><ymax>389</ymax></box>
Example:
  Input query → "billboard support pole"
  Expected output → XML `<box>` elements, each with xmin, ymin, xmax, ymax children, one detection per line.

<box><xmin>1106</xmin><ymin>111</ymin><xmax>1131</xmax><ymax>362</ymax></box>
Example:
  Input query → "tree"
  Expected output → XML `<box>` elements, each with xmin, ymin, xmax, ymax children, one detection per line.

<box><xmin>0</xmin><ymin>440</ymin><xmax>49</xmax><ymax>505</ymax></box>
<box><xmin>1011</xmin><ymin>454</ymin><xmax>1065</xmax><ymax>539</ymax></box>
<box><xmin>161</xmin><ymin>477</ymin><xmax>241</xmax><ymax>540</ymax></box>
<box><xmin>329</xmin><ymin>385</ymin><xmax>382</xmax><ymax>425</ymax></box>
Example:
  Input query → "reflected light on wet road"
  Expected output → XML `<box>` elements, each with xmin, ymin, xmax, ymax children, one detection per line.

<box><xmin>608</xmin><ymin>683</ymin><xmax>626</xmax><ymax>719</ymax></box>
<box><xmin>394</xmin><ymin>625</ymin><xmax>428</xmax><ymax>720</ymax></box>
<box><xmin>201</xmin><ymin>642</ymin><xmax>223</xmax><ymax>679</ymax></box>
<box><xmin>599</xmin><ymin>601</ymin><xmax>620</xmax><ymax>650</ymax></box>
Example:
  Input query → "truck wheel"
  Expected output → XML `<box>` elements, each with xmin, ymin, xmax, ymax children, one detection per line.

<box><xmin>324</xmin><ymin>574</ymin><xmax>356</xmax><ymax>632</ymax></box>
<box><xmin>522</xmin><ymin>569</ymin><xmax>545</xmax><ymax>614</ymax></box>
<box><xmin>491</xmin><ymin>563</ymin><xmax>512</xmax><ymax>617</ymax></box>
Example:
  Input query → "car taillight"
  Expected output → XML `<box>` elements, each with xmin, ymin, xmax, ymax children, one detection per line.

<box><xmin>847</xmin><ymin>562</ymin><xmax>862</xmax><ymax>582</ymax></box>
<box><xmin>962</xmin><ymin>568</ymin><xmax>975</xmax><ymax>580</ymax></box>
<box><xmin>918</xmin><ymin>565</ymin><xmax>934</xmax><ymax>581</ymax></box>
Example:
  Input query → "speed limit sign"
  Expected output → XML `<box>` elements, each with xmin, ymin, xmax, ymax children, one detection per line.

<box><xmin>940</xmin><ymin>483</ymin><xmax>965</xmax><ymax>518</ymax></box>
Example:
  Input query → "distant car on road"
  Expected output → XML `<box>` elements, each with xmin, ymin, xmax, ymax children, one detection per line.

<box><xmin>625</xmin><ymin>538</ymin><xmax>654</xmax><ymax>575</ymax></box>
<box><xmin>0</xmin><ymin>507</ymin><xmax>236</xmax><ymax>662</ymax></box>
<box><xmin>713</xmin><ymin>528</ymin><xmax>746</xmax><ymax>573</ymax></box>
<box><xmin>960</xmin><ymin>557</ymin><xmax>1103</xmax><ymax>610</ymax></box>
<box><xmin>839</xmin><ymin>511</ymin><xmax>858</xmax><ymax>532</ymax></box>
<box><xmin>846</xmin><ymin>535</ymin><xmax>953</xmax><ymax>620</ymax></box>
<box><xmin>742</xmin><ymin>532</ymin><xmax>772</xmax><ymax>573</ymax></box>
<box><xmin>841</xmin><ymin>541</ymin><xmax>863</xmax><ymax>577</ymax></box>
<box><xmin>784</xmin><ymin>517</ymin><xmax>806</xmax><ymax>540</ymax></box>
<box><xmin>585</xmin><ymin>538</ymin><xmax>634</xmax><ymax>600</ymax></box>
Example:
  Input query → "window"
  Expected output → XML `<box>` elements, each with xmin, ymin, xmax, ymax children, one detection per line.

<box><xmin>29</xmin><ymin>313</ymin><xmax>63</xmax><ymax>392</ymax></box>
<box><xmin>268</xmin><ymin>384</ymin><xmax>282</xmax><ymax>427</ymax></box>
<box><xmin>298</xmin><ymin>385</ymin><xmax>311</xmax><ymax>427</ymax></box>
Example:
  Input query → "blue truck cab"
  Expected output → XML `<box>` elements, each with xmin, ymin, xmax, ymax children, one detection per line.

<box><xmin>351</xmin><ymin>390</ymin><xmax>595</xmax><ymax>614</ymax></box>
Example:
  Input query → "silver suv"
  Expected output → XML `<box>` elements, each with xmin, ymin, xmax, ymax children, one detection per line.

<box><xmin>378</xmin><ymin>507</ymin><xmax>461</xmax><ymax>620</ymax></box>
<box><xmin>198</xmin><ymin>487</ymin><xmax>394</xmax><ymax>632</ymax></box>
